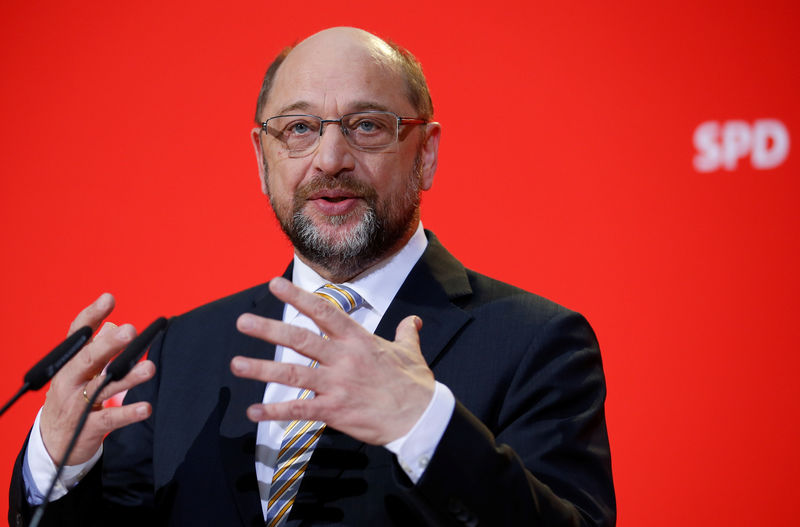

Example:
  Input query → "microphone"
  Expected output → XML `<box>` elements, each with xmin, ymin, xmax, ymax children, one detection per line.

<box><xmin>106</xmin><ymin>316</ymin><xmax>167</xmax><ymax>381</ymax></box>
<box><xmin>30</xmin><ymin>316</ymin><xmax>168</xmax><ymax>527</ymax></box>
<box><xmin>0</xmin><ymin>326</ymin><xmax>93</xmax><ymax>418</ymax></box>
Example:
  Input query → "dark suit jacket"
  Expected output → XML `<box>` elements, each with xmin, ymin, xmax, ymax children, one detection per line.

<box><xmin>10</xmin><ymin>232</ymin><xmax>615</xmax><ymax>526</ymax></box>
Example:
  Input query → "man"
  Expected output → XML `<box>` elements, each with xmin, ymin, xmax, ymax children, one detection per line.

<box><xmin>10</xmin><ymin>27</ymin><xmax>615</xmax><ymax>526</ymax></box>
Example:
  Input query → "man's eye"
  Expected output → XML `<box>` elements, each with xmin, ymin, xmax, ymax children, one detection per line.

<box><xmin>353</xmin><ymin>119</ymin><xmax>382</xmax><ymax>133</ymax></box>
<box><xmin>287</xmin><ymin>121</ymin><xmax>312</xmax><ymax>135</ymax></box>
<box><xmin>358</xmin><ymin>121</ymin><xmax>376</xmax><ymax>132</ymax></box>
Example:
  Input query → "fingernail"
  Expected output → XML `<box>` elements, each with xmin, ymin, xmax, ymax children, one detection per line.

<box><xmin>136</xmin><ymin>405</ymin><xmax>148</xmax><ymax>418</ymax></box>
<box><xmin>271</xmin><ymin>277</ymin><xmax>288</xmax><ymax>292</ymax></box>
<box><xmin>117</xmin><ymin>326</ymin><xmax>134</xmax><ymax>341</ymax></box>
<box><xmin>232</xmin><ymin>357</ymin><xmax>249</xmax><ymax>373</ymax></box>
<box><xmin>97</xmin><ymin>293</ymin><xmax>113</xmax><ymax>310</ymax></box>
<box><xmin>238</xmin><ymin>314</ymin><xmax>254</xmax><ymax>330</ymax></box>
<box><xmin>247</xmin><ymin>406</ymin><xmax>264</xmax><ymax>420</ymax></box>
<box><xmin>97</xmin><ymin>322</ymin><xmax>114</xmax><ymax>336</ymax></box>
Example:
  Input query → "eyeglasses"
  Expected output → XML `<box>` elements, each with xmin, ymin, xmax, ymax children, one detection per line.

<box><xmin>261</xmin><ymin>110</ymin><xmax>428</xmax><ymax>157</ymax></box>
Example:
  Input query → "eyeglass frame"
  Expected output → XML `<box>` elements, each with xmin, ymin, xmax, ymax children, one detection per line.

<box><xmin>259</xmin><ymin>110</ymin><xmax>429</xmax><ymax>156</ymax></box>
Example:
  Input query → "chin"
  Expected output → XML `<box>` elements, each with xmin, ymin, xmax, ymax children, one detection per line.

<box><xmin>305</xmin><ymin>208</ymin><xmax>367</xmax><ymax>235</ymax></box>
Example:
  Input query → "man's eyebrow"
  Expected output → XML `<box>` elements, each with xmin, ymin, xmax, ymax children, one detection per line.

<box><xmin>275</xmin><ymin>101</ymin><xmax>313</xmax><ymax>115</ymax></box>
<box><xmin>273</xmin><ymin>100</ymin><xmax>394</xmax><ymax>117</ymax></box>
<box><xmin>348</xmin><ymin>101</ymin><xmax>391</xmax><ymax>113</ymax></box>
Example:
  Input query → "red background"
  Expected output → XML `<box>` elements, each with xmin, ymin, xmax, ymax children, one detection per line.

<box><xmin>2</xmin><ymin>1</ymin><xmax>798</xmax><ymax>524</ymax></box>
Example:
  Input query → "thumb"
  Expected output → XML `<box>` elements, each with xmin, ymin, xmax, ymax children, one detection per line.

<box><xmin>394</xmin><ymin>315</ymin><xmax>422</xmax><ymax>346</ymax></box>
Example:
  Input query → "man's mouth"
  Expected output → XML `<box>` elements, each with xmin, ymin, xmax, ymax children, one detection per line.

<box><xmin>294</xmin><ymin>174</ymin><xmax>378</xmax><ymax>220</ymax></box>
<box><xmin>308</xmin><ymin>190</ymin><xmax>361</xmax><ymax>202</ymax></box>
<box><xmin>306</xmin><ymin>190</ymin><xmax>363</xmax><ymax>215</ymax></box>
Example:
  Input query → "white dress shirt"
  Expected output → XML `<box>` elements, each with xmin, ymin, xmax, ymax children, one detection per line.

<box><xmin>24</xmin><ymin>222</ymin><xmax>456</xmax><ymax>516</ymax></box>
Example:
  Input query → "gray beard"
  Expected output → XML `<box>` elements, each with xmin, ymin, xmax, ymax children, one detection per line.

<box><xmin>290</xmin><ymin>205</ymin><xmax>383</xmax><ymax>279</ymax></box>
<box><xmin>269</xmin><ymin>160</ymin><xmax>421</xmax><ymax>281</ymax></box>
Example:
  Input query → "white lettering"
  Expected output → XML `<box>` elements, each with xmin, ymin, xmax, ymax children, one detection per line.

<box><xmin>751</xmin><ymin>119</ymin><xmax>790</xmax><ymax>169</ymax></box>
<box><xmin>693</xmin><ymin>121</ymin><xmax>720</xmax><ymax>173</ymax></box>
<box><xmin>721</xmin><ymin>120</ymin><xmax>751</xmax><ymax>171</ymax></box>
<box><xmin>693</xmin><ymin>119</ymin><xmax>790</xmax><ymax>172</ymax></box>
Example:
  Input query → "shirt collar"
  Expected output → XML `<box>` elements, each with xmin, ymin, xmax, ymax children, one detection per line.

<box><xmin>290</xmin><ymin>222</ymin><xmax>428</xmax><ymax>319</ymax></box>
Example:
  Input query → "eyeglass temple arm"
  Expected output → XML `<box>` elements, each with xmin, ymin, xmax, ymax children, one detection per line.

<box><xmin>398</xmin><ymin>117</ymin><xmax>428</xmax><ymax>125</ymax></box>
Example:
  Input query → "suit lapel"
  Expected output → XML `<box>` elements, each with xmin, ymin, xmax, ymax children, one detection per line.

<box><xmin>219</xmin><ymin>265</ymin><xmax>293</xmax><ymax>526</ymax></box>
<box><xmin>296</xmin><ymin>233</ymin><xmax>473</xmax><ymax>519</ymax></box>
<box><xmin>375</xmin><ymin>231</ymin><xmax>473</xmax><ymax>367</ymax></box>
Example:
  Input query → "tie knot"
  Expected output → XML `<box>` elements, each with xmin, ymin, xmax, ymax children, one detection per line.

<box><xmin>314</xmin><ymin>283</ymin><xmax>364</xmax><ymax>314</ymax></box>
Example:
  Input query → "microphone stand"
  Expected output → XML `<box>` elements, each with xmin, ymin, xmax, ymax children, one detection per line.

<box><xmin>0</xmin><ymin>386</ymin><xmax>28</xmax><ymax>417</ymax></box>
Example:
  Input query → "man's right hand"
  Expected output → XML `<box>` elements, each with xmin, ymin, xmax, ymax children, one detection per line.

<box><xmin>39</xmin><ymin>293</ymin><xmax>156</xmax><ymax>466</ymax></box>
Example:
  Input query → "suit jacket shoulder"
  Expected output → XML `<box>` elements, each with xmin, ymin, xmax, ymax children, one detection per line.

<box><xmin>388</xmin><ymin>232</ymin><xmax>616</xmax><ymax>526</ymax></box>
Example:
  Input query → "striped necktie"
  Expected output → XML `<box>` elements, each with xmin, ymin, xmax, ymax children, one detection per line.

<box><xmin>265</xmin><ymin>283</ymin><xmax>364</xmax><ymax>527</ymax></box>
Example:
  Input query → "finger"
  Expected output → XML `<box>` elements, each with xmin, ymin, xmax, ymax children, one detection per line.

<box><xmin>81</xmin><ymin>323</ymin><xmax>136</xmax><ymax>374</ymax></box>
<box><xmin>230</xmin><ymin>356</ymin><xmax>322</xmax><ymax>392</ymax></box>
<box><xmin>84</xmin><ymin>401</ymin><xmax>152</xmax><ymax>439</ymax></box>
<box><xmin>68</xmin><ymin>293</ymin><xmax>116</xmax><ymax>336</ymax></box>
<box><xmin>246</xmin><ymin>397</ymin><xmax>323</xmax><ymax>423</ymax></box>
<box><xmin>67</xmin><ymin>323</ymin><xmax>136</xmax><ymax>381</ymax></box>
<box><xmin>94</xmin><ymin>360</ymin><xmax>156</xmax><ymax>403</ymax></box>
<box><xmin>91</xmin><ymin>320</ymin><xmax>119</xmax><ymax>347</ymax></box>
<box><xmin>236</xmin><ymin>313</ymin><xmax>330</xmax><ymax>363</ymax></box>
<box><xmin>268</xmin><ymin>277</ymin><xmax>355</xmax><ymax>338</ymax></box>
<box><xmin>394</xmin><ymin>315</ymin><xmax>423</xmax><ymax>348</ymax></box>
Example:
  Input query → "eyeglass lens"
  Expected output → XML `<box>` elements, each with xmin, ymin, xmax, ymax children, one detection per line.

<box><xmin>265</xmin><ymin>112</ymin><xmax>399</xmax><ymax>155</ymax></box>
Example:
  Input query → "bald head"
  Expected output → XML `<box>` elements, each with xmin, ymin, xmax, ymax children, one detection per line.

<box><xmin>294</xmin><ymin>27</ymin><xmax>397</xmax><ymax>66</ymax></box>
<box><xmin>254</xmin><ymin>27</ymin><xmax>433</xmax><ymax>123</ymax></box>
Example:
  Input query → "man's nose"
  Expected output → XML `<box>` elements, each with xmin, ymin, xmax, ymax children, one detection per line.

<box><xmin>313</xmin><ymin>121</ymin><xmax>356</xmax><ymax>175</ymax></box>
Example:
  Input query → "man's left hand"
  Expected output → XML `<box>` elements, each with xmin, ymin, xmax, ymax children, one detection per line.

<box><xmin>230</xmin><ymin>276</ymin><xmax>435</xmax><ymax>445</ymax></box>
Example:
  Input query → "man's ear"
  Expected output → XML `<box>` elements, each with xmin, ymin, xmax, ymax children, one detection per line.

<box><xmin>418</xmin><ymin>123</ymin><xmax>441</xmax><ymax>191</ymax></box>
<box><xmin>250</xmin><ymin>127</ymin><xmax>269</xmax><ymax>195</ymax></box>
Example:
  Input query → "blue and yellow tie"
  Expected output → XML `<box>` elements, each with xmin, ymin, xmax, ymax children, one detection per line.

<box><xmin>265</xmin><ymin>283</ymin><xmax>364</xmax><ymax>527</ymax></box>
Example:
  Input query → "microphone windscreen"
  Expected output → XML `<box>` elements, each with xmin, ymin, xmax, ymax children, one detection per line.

<box><xmin>106</xmin><ymin>317</ymin><xmax>167</xmax><ymax>382</ymax></box>
<box><xmin>23</xmin><ymin>326</ymin><xmax>93</xmax><ymax>391</ymax></box>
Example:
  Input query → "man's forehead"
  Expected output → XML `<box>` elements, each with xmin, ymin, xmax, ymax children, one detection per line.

<box><xmin>264</xmin><ymin>28</ymin><xmax>411</xmax><ymax>116</ymax></box>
